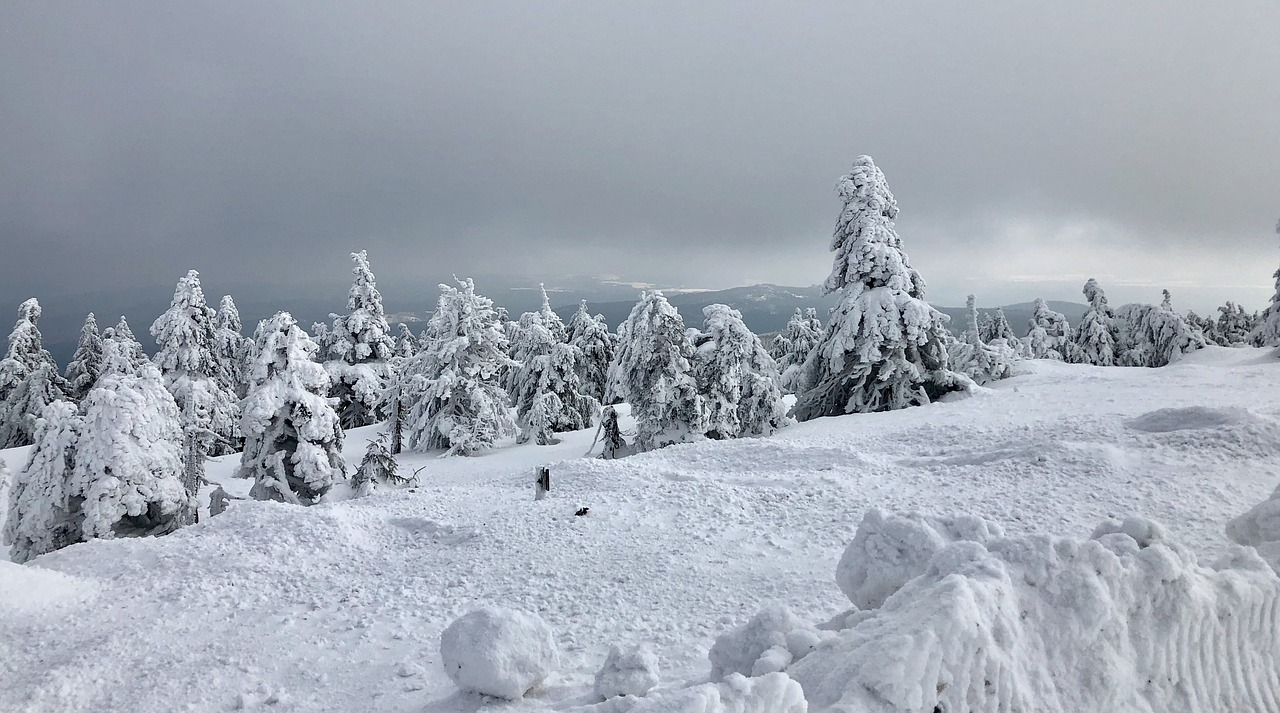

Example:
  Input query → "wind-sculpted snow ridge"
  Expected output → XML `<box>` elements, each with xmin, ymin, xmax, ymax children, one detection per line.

<box><xmin>788</xmin><ymin>509</ymin><xmax>1280</xmax><ymax>713</ymax></box>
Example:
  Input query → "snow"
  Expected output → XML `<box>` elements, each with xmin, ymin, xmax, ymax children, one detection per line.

<box><xmin>439</xmin><ymin>607</ymin><xmax>560</xmax><ymax>700</ymax></box>
<box><xmin>2</xmin><ymin>347</ymin><xmax>1280</xmax><ymax>711</ymax></box>
<box><xmin>593</xmin><ymin>643</ymin><xmax>660</xmax><ymax>700</ymax></box>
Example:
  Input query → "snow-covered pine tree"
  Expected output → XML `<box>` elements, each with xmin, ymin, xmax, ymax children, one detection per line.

<box><xmin>1070</xmin><ymin>278</ymin><xmax>1119</xmax><ymax>366</ymax></box>
<box><xmin>394</xmin><ymin>323</ymin><xmax>420</xmax><ymax>358</ymax></box>
<box><xmin>73</xmin><ymin>340</ymin><xmax>192</xmax><ymax>537</ymax></box>
<box><xmin>3</xmin><ymin>400</ymin><xmax>81</xmax><ymax>563</ymax></box>
<box><xmin>598</xmin><ymin>406</ymin><xmax>627</xmax><ymax>459</ymax></box>
<box><xmin>1215</xmin><ymin>301</ymin><xmax>1254</xmax><ymax>346</ymax></box>
<box><xmin>567</xmin><ymin>302</ymin><xmax>617</xmax><ymax>404</ymax></box>
<box><xmin>103</xmin><ymin>316</ymin><xmax>149</xmax><ymax>374</ymax></box>
<box><xmin>1185</xmin><ymin>310</ymin><xmax>1217</xmax><ymax>346</ymax></box>
<box><xmin>213</xmin><ymin>295</ymin><xmax>253</xmax><ymax>400</ymax></box>
<box><xmin>694</xmin><ymin>304</ymin><xmax>789</xmax><ymax>438</ymax></box>
<box><xmin>351</xmin><ymin>431</ymin><xmax>406</xmax><ymax>497</ymax></box>
<box><xmin>978</xmin><ymin>312</ymin><xmax>997</xmax><ymax>343</ymax></box>
<box><xmin>402</xmin><ymin>279</ymin><xmax>518</xmax><ymax>456</ymax></box>
<box><xmin>64</xmin><ymin>313</ymin><xmax>104</xmax><ymax>402</ymax></box>
<box><xmin>1024</xmin><ymin>298</ymin><xmax>1070</xmax><ymax>360</ymax></box>
<box><xmin>947</xmin><ymin>295</ymin><xmax>1015</xmax><ymax>385</ymax></box>
<box><xmin>311</xmin><ymin>321</ymin><xmax>333</xmax><ymax>359</ymax></box>
<box><xmin>1255</xmin><ymin>220</ymin><xmax>1280</xmax><ymax>347</ymax></box>
<box><xmin>988</xmin><ymin>307</ymin><xmax>1017</xmax><ymax>348</ymax></box>
<box><xmin>793</xmin><ymin>156</ymin><xmax>963</xmax><ymax>420</ymax></box>
<box><xmin>771</xmin><ymin>308</ymin><xmax>823</xmax><ymax>393</ymax></box>
<box><xmin>0</xmin><ymin>299</ymin><xmax>69</xmax><ymax>448</ymax></box>
<box><xmin>325</xmin><ymin>251</ymin><xmax>396</xmax><ymax>429</ymax></box>
<box><xmin>536</xmin><ymin>284</ymin><xmax>567</xmax><ymax>344</ymax></box>
<box><xmin>150</xmin><ymin>270</ymin><xmax>240</xmax><ymax>467</ymax></box>
<box><xmin>516</xmin><ymin>342</ymin><xmax>599</xmax><ymax>445</ymax></box>
<box><xmin>609</xmin><ymin>291</ymin><xmax>706</xmax><ymax>450</ymax></box>
<box><xmin>1114</xmin><ymin>295</ymin><xmax>1206</xmax><ymax>368</ymax></box>
<box><xmin>238</xmin><ymin>312</ymin><xmax>345</xmax><ymax>504</ymax></box>
<box><xmin>378</xmin><ymin>356</ymin><xmax>410</xmax><ymax>455</ymax></box>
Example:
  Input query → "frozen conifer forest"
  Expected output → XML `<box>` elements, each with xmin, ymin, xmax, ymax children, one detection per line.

<box><xmin>4</xmin><ymin>3</ymin><xmax>1280</xmax><ymax>711</ymax></box>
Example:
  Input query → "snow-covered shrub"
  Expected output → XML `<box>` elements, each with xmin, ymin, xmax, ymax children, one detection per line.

<box><xmin>3</xmin><ymin>400</ymin><xmax>81</xmax><ymax>563</ymax></box>
<box><xmin>594</xmin><ymin>644</ymin><xmax>660</xmax><ymax>700</ymax></box>
<box><xmin>789</xmin><ymin>511</ymin><xmax>1280</xmax><ymax>713</ymax></box>
<box><xmin>794</xmin><ymin>156</ymin><xmax>963</xmax><ymax>420</ymax></box>
<box><xmin>0</xmin><ymin>298</ymin><xmax>68</xmax><ymax>448</ymax></box>
<box><xmin>439</xmin><ymin>607</ymin><xmax>559</xmax><ymax>700</ymax></box>
<box><xmin>63</xmin><ymin>313</ymin><xmax>104</xmax><ymax>402</ymax></box>
<box><xmin>351</xmin><ymin>431</ymin><xmax>404</xmax><ymax>497</ymax></box>
<box><xmin>609</xmin><ymin>291</ymin><xmax>706</xmax><ymax>451</ymax></box>
<box><xmin>1024</xmin><ymin>298</ymin><xmax>1070</xmax><ymax>360</ymax></box>
<box><xmin>707</xmin><ymin>604</ymin><xmax>821</xmax><ymax>680</ymax></box>
<box><xmin>948</xmin><ymin>295</ymin><xmax>1015</xmax><ymax>385</ymax></box>
<box><xmin>402</xmin><ymin>279</ymin><xmax>518</xmax><ymax>456</ymax></box>
<box><xmin>326</xmin><ymin>251</ymin><xmax>396</xmax><ymax>428</ymax></box>
<box><xmin>73</xmin><ymin>342</ymin><xmax>192</xmax><ymax>538</ymax></box>
<box><xmin>694</xmin><ymin>304</ymin><xmax>789</xmax><ymax>438</ymax></box>
<box><xmin>834</xmin><ymin>507</ymin><xmax>1004</xmax><ymax>610</ymax></box>
<box><xmin>1070</xmin><ymin>278</ymin><xmax>1119</xmax><ymax>365</ymax></box>
<box><xmin>238</xmin><ymin>312</ymin><xmax>345</xmax><ymax>505</ymax></box>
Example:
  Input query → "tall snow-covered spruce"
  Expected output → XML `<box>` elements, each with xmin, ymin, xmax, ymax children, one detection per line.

<box><xmin>1254</xmin><ymin>220</ymin><xmax>1280</xmax><ymax>348</ymax></box>
<box><xmin>64</xmin><ymin>313</ymin><xmax>104</xmax><ymax>402</ymax></box>
<box><xmin>213</xmin><ymin>295</ymin><xmax>253</xmax><ymax>399</ymax></box>
<box><xmin>326</xmin><ymin>250</ymin><xmax>396</xmax><ymax>429</ymax></box>
<box><xmin>0</xmin><ymin>298</ymin><xmax>68</xmax><ymax>448</ymax></box>
<box><xmin>402</xmin><ymin>279</ymin><xmax>518</xmax><ymax>456</ymax></box>
<box><xmin>695</xmin><ymin>304</ymin><xmax>789</xmax><ymax>438</ymax></box>
<box><xmin>609</xmin><ymin>291</ymin><xmax>706</xmax><ymax>450</ymax></box>
<box><xmin>771</xmin><ymin>308</ymin><xmax>823</xmax><ymax>394</ymax></box>
<box><xmin>567</xmin><ymin>301</ymin><xmax>616</xmax><ymax>404</ymax></box>
<box><xmin>1071</xmin><ymin>278</ymin><xmax>1118</xmax><ymax>366</ymax></box>
<box><xmin>1024</xmin><ymin>298</ymin><xmax>1071</xmax><ymax>360</ymax></box>
<box><xmin>793</xmin><ymin>156</ymin><xmax>963</xmax><ymax>420</ymax></box>
<box><xmin>394</xmin><ymin>323</ymin><xmax>420</xmax><ymax>358</ymax></box>
<box><xmin>150</xmin><ymin>270</ymin><xmax>241</xmax><ymax>474</ymax></box>
<box><xmin>238</xmin><ymin>312</ymin><xmax>345</xmax><ymax>505</ymax></box>
<box><xmin>104</xmin><ymin>316</ymin><xmax>149</xmax><ymax>373</ymax></box>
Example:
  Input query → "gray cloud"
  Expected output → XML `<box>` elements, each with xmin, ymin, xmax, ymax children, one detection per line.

<box><xmin>2</xmin><ymin>1</ymin><xmax>1278</xmax><ymax>313</ymax></box>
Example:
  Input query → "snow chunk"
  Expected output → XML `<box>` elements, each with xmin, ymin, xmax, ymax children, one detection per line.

<box><xmin>790</xmin><ymin>511</ymin><xmax>1280</xmax><ymax>712</ymax></box>
<box><xmin>573</xmin><ymin>672</ymin><xmax>805</xmax><ymax>713</ymax></box>
<box><xmin>594</xmin><ymin>643</ymin><xmax>660</xmax><ymax>700</ymax></box>
<box><xmin>835</xmin><ymin>508</ymin><xmax>1003</xmax><ymax>610</ymax></box>
<box><xmin>439</xmin><ymin>607</ymin><xmax>559</xmax><ymax>700</ymax></box>
<box><xmin>708</xmin><ymin>604</ymin><xmax>819</xmax><ymax>680</ymax></box>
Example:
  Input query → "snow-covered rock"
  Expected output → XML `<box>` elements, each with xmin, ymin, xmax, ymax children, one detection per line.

<box><xmin>707</xmin><ymin>604</ymin><xmax>819</xmax><ymax>680</ymax></box>
<box><xmin>439</xmin><ymin>607</ymin><xmax>559</xmax><ymax>700</ymax></box>
<box><xmin>791</xmin><ymin>511</ymin><xmax>1280</xmax><ymax>712</ymax></box>
<box><xmin>835</xmin><ymin>508</ymin><xmax>1004</xmax><ymax>610</ymax></box>
<box><xmin>593</xmin><ymin>643</ymin><xmax>660</xmax><ymax>700</ymax></box>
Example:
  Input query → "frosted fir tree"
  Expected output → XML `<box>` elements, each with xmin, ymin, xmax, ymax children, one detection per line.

<box><xmin>3</xmin><ymin>400</ymin><xmax>81</xmax><ymax>563</ymax></box>
<box><xmin>516</xmin><ymin>343</ymin><xmax>599</xmax><ymax>445</ymax></box>
<box><xmin>1114</xmin><ymin>297</ymin><xmax>1206</xmax><ymax>368</ymax></box>
<box><xmin>1254</xmin><ymin>220</ymin><xmax>1280</xmax><ymax>347</ymax></box>
<box><xmin>103</xmin><ymin>316</ymin><xmax>149</xmax><ymax>374</ymax></box>
<box><xmin>311</xmin><ymin>321</ymin><xmax>333</xmax><ymax>360</ymax></box>
<box><xmin>977</xmin><ymin>312</ymin><xmax>997</xmax><ymax>343</ymax></box>
<box><xmin>771</xmin><ymin>308</ymin><xmax>824</xmax><ymax>393</ymax></box>
<box><xmin>394</xmin><ymin>323</ymin><xmax>420</xmax><ymax>358</ymax></box>
<box><xmin>213</xmin><ymin>295</ymin><xmax>253</xmax><ymax>399</ymax></box>
<box><xmin>947</xmin><ymin>295</ymin><xmax>1015</xmax><ymax>385</ymax></box>
<box><xmin>402</xmin><ymin>279</ymin><xmax>518</xmax><ymax>456</ymax></box>
<box><xmin>238</xmin><ymin>313</ymin><xmax>345</xmax><ymax>505</ymax></box>
<box><xmin>151</xmin><ymin>271</ymin><xmax>241</xmax><ymax>464</ymax></box>
<box><xmin>793</xmin><ymin>156</ymin><xmax>963</xmax><ymax>420</ymax></box>
<box><xmin>988</xmin><ymin>307</ymin><xmax>1017</xmax><ymax>348</ymax></box>
<box><xmin>0</xmin><ymin>299</ymin><xmax>69</xmax><ymax>448</ymax></box>
<box><xmin>1024</xmin><ymin>298</ymin><xmax>1071</xmax><ymax>360</ymax></box>
<box><xmin>694</xmin><ymin>304</ymin><xmax>789</xmax><ymax>439</ymax></box>
<box><xmin>536</xmin><ymin>284</ymin><xmax>568</xmax><ymax>344</ymax></box>
<box><xmin>610</xmin><ymin>291</ymin><xmax>706</xmax><ymax>450</ymax></box>
<box><xmin>567</xmin><ymin>303</ymin><xmax>616</xmax><ymax>404</ymax></box>
<box><xmin>351</xmin><ymin>431</ymin><xmax>408</xmax><ymax>497</ymax></box>
<box><xmin>72</xmin><ymin>341</ymin><xmax>193</xmax><ymax>537</ymax></box>
<box><xmin>64</xmin><ymin>313</ymin><xmax>104</xmax><ymax>402</ymax></box>
<box><xmin>377</xmin><ymin>356</ymin><xmax>410</xmax><ymax>454</ymax></box>
<box><xmin>325</xmin><ymin>251</ymin><xmax>397</xmax><ymax>429</ymax></box>
<box><xmin>1185</xmin><ymin>310</ymin><xmax>1217</xmax><ymax>345</ymax></box>
<box><xmin>1070</xmin><ymin>278</ymin><xmax>1119</xmax><ymax>366</ymax></box>
<box><xmin>1215</xmin><ymin>301</ymin><xmax>1255</xmax><ymax>346</ymax></box>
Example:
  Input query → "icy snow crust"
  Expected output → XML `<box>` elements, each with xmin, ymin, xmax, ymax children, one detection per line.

<box><xmin>3</xmin><ymin>347</ymin><xmax>1280</xmax><ymax>710</ymax></box>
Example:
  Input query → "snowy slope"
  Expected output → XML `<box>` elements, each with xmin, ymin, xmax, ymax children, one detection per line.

<box><xmin>3</xmin><ymin>346</ymin><xmax>1280</xmax><ymax>711</ymax></box>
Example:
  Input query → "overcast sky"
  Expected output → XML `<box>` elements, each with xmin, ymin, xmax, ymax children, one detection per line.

<box><xmin>2</xmin><ymin>1</ymin><xmax>1278</xmax><ymax>313</ymax></box>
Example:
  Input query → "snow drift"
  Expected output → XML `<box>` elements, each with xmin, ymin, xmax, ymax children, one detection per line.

<box><xmin>788</xmin><ymin>510</ymin><xmax>1280</xmax><ymax>712</ymax></box>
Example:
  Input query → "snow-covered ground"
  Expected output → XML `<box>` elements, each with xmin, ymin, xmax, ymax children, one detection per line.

<box><xmin>3</xmin><ymin>346</ymin><xmax>1280</xmax><ymax>712</ymax></box>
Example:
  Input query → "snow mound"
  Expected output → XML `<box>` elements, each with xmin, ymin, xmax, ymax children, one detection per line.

<box><xmin>573</xmin><ymin>672</ymin><xmax>806</xmax><ymax>713</ymax></box>
<box><xmin>1126</xmin><ymin>406</ymin><xmax>1246</xmax><ymax>433</ymax></box>
<box><xmin>439</xmin><ymin>607</ymin><xmax>559</xmax><ymax>700</ymax></box>
<box><xmin>1126</xmin><ymin>406</ymin><xmax>1280</xmax><ymax>458</ymax></box>
<box><xmin>594</xmin><ymin>643</ymin><xmax>660</xmax><ymax>700</ymax></box>
<box><xmin>1228</xmin><ymin>483</ymin><xmax>1280</xmax><ymax>572</ymax></box>
<box><xmin>708</xmin><ymin>605</ymin><xmax>822</xmax><ymax>680</ymax></box>
<box><xmin>835</xmin><ymin>508</ymin><xmax>1004</xmax><ymax>610</ymax></box>
<box><xmin>790</xmin><ymin>512</ymin><xmax>1280</xmax><ymax>713</ymax></box>
<box><xmin>0</xmin><ymin>561</ymin><xmax>97</xmax><ymax>614</ymax></box>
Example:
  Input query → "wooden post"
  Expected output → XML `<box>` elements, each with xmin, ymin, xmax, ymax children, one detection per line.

<box><xmin>535</xmin><ymin>466</ymin><xmax>550</xmax><ymax>500</ymax></box>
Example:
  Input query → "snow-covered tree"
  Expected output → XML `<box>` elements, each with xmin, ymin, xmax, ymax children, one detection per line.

<box><xmin>64</xmin><ymin>313</ymin><xmax>104</xmax><ymax>402</ymax></box>
<box><xmin>150</xmin><ymin>271</ymin><xmax>241</xmax><ymax>464</ymax></box>
<box><xmin>988</xmin><ymin>307</ymin><xmax>1017</xmax><ymax>348</ymax></box>
<box><xmin>238</xmin><ymin>312</ymin><xmax>346</xmax><ymax>505</ymax></box>
<box><xmin>948</xmin><ymin>295</ymin><xmax>1016</xmax><ymax>385</ymax></box>
<box><xmin>3</xmin><ymin>400</ymin><xmax>81</xmax><ymax>563</ymax></box>
<box><xmin>213</xmin><ymin>295</ymin><xmax>252</xmax><ymax>399</ymax></box>
<box><xmin>610</xmin><ymin>291</ymin><xmax>706</xmax><ymax>450</ymax></box>
<box><xmin>567</xmin><ymin>301</ymin><xmax>617</xmax><ymax>403</ymax></box>
<box><xmin>394</xmin><ymin>323</ymin><xmax>420</xmax><ymax>358</ymax></box>
<box><xmin>351</xmin><ymin>431</ymin><xmax>408</xmax><ymax>497</ymax></box>
<box><xmin>516</xmin><ymin>343</ymin><xmax>599</xmax><ymax>445</ymax></box>
<box><xmin>73</xmin><ymin>341</ymin><xmax>192</xmax><ymax>537</ymax></box>
<box><xmin>1254</xmin><ymin>220</ymin><xmax>1280</xmax><ymax>347</ymax></box>
<box><xmin>535</xmin><ymin>284</ymin><xmax>567</xmax><ymax>343</ymax></box>
<box><xmin>311</xmin><ymin>321</ymin><xmax>333</xmax><ymax>360</ymax></box>
<box><xmin>1186</xmin><ymin>310</ymin><xmax>1217</xmax><ymax>345</ymax></box>
<box><xmin>1024</xmin><ymin>298</ymin><xmax>1070</xmax><ymax>360</ymax></box>
<box><xmin>793</xmin><ymin>156</ymin><xmax>963</xmax><ymax>420</ymax></box>
<box><xmin>1215</xmin><ymin>301</ymin><xmax>1255</xmax><ymax>346</ymax></box>
<box><xmin>0</xmin><ymin>299</ymin><xmax>68</xmax><ymax>448</ymax></box>
<box><xmin>1114</xmin><ymin>296</ymin><xmax>1206</xmax><ymax>367</ymax></box>
<box><xmin>770</xmin><ymin>308</ymin><xmax>824</xmax><ymax>393</ymax></box>
<box><xmin>402</xmin><ymin>279</ymin><xmax>518</xmax><ymax>456</ymax></box>
<box><xmin>977</xmin><ymin>312</ymin><xmax>997</xmax><ymax>343</ymax></box>
<box><xmin>694</xmin><ymin>304</ymin><xmax>789</xmax><ymax>439</ymax></box>
<box><xmin>326</xmin><ymin>251</ymin><xmax>396</xmax><ymax>429</ymax></box>
<box><xmin>1070</xmin><ymin>279</ymin><xmax>1118</xmax><ymax>366</ymax></box>
<box><xmin>103</xmin><ymin>316</ymin><xmax>149</xmax><ymax>374</ymax></box>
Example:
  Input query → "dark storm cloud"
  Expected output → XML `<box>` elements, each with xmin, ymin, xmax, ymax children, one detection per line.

<box><xmin>2</xmin><ymin>1</ymin><xmax>1278</xmax><ymax>311</ymax></box>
